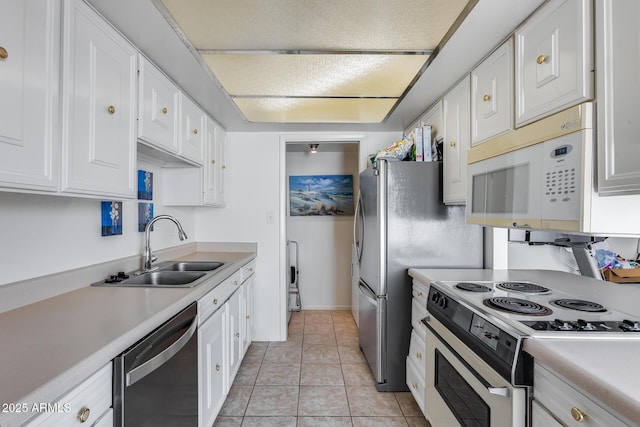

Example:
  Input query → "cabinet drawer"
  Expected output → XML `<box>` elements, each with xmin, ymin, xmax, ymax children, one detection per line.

<box><xmin>408</xmin><ymin>330</ymin><xmax>426</xmax><ymax>378</ymax></box>
<box><xmin>240</xmin><ymin>260</ymin><xmax>256</xmax><ymax>283</ymax></box>
<box><xmin>198</xmin><ymin>270</ymin><xmax>241</xmax><ymax>325</ymax></box>
<box><xmin>412</xmin><ymin>280</ymin><xmax>429</xmax><ymax>306</ymax></box>
<box><xmin>27</xmin><ymin>362</ymin><xmax>112</xmax><ymax>426</ymax></box>
<box><xmin>411</xmin><ymin>298</ymin><xmax>428</xmax><ymax>341</ymax></box>
<box><xmin>534</xmin><ymin>363</ymin><xmax>629</xmax><ymax>427</ymax></box>
<box><xmin>406</xmin><ymin>356</ymin><xmax>426</xmax><ymax>415</ymax></box>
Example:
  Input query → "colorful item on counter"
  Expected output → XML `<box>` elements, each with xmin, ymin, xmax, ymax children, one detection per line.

<box><xmin>101</xmin><ymin>201</ymin><xmax>123</xmax><ymax>236</ymax></box>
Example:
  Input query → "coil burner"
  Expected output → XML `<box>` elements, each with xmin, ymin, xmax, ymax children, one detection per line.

<box><xmin>455</xmin><ymin>282</ymin><xmax>492</xmax><ymax>292</ymax></box>
<box><xmin>484</xmin><ymin>297</ymin><xmax>553</xmax><ymax>316</ymax></box>
<box><xmin>552</xmin><ymin>299</ymin><xmax>607</xmax><ymax>313</ymax></box>
<box><xmin>495</xmin><ymin>282</ymin><xmax>550</xmax><ymax>294</ymax></box>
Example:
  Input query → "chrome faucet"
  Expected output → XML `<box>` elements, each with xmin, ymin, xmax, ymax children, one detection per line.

<box><xmin>143</xmin><ymin>215</ymin><xmax>188</xmax><ymax>272</ymax></box>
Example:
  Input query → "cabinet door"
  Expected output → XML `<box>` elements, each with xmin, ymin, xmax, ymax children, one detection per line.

<box><xmin>596</xmin><ymin>0</ymin><xmax>640</xmax><ymax>195</ymax></box>
<box><xmin>138</xmin><ymin>56</ymin><xmax>179</xmax><ymax>153</ymax></box>
<box><xmin>214</xmin><ymin>126</ymin><xmax>228</xmax><ymax>207</ymax></box>
<box><xmin>203</xmin><ymin>117</ymin><xmax>228</xmax><ymax>206</ymax></box>
<box><xmin>443</xmin><ymin>76</ymin><xmax>470</xmax><ymax>205</ymax></box>
<box><xmin>199</xmin><ymin>306</ymin><xmax>227</xmax><ymax>427</ymax></box>
<box><xmin>242</xmin><ymin>275</ymin><xmax>255</xmax><ymax>352</ymax></box>
<box><xmin>61</xmin><ymin>0</ymin><xmax>137</xmax><ymax>198</ymax></box>
<box><xmin>0</xmin><ymin>0</ymin><xmax>60</xmax><ymax>192</ymax></box>
<box><xmin>471</xmin><ymin>39</ymin><xmax>513</xmax><ymax>145</ymax></box>
<box><xmin>226</xmin><ymin>285</ymin><xmax>243</xmax><ymax>384</ymax></box>
<box><xmin>179</xmin><ymin>93</ymin><xmax>205</xmax><ymax>165</ymax></box>
<box><xmin>515</xmin><ymin>0</ymin><xmax>593</xmax><ymax>127</ymax></box>
<box><xmin>421</xmin><ymin>100</ymin><xmax>443</xmax><ymax>153</ymax></box>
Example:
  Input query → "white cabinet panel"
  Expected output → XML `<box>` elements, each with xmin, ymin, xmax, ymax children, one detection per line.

<box><xmin>0</xmin><ymin>0</ymin><xmax>60</xmax><ymax>192</ymax></box>
<box><xmin>596</xmin><ymin>0</ymin><xmax>640</xmax><ymax>195</ymax></box>
<box><xmin>204</xmin><ymin>118</ymin><xmax>228</xmax><ymax>206</ymax></box>
<box><xmin>198</xmin><ymin>305</ymin><xmax>226</xmax><ymax>427</ymax></box>
<box><xmin>515</xmin><ymin>0</ymin><xmax>593</xmax><ymax>127</ymax></box>
<box><xmin>138</xmin><ymin>55</ymin><xmax>179</xmax><ymax>153</ymax></box>
<box><xmin>471</xmin><ymin>39</ymin><xmax>514</xmax><ymax>145</ymax></box>
<box><xmin>179</xmin><ymin>93</ymin><xmax>205</xmax><ymax>165</ymax></box>
<box><xmin>443</xmin><ymin>76</ymin><xmax>470</xmax><ymax>205</ymax></box>
<box><xmin>227</xmin><ymin>283</ymin><xmax>243</xmax><ymax>384</ymax></box>
<box><xmin>61</xmin><ymin>0</ymin><xmax>137</xmax><ymax>198</ymax></box>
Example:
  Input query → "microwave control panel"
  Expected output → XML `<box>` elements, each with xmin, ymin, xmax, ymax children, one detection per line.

<box><xmin>541</xmin><ymin>132</ymin><xmax>581</xmax><ymax>221</ymax></box>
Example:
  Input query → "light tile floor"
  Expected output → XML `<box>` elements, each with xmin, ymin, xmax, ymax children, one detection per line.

<box><xmin>214</xmin><ymin>310</ymin><xmax>432</xmax><ymax>427</ymax></box>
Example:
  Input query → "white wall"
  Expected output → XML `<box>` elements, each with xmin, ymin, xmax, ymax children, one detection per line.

<box><xmin>195</xmin><ymin>131</ymin><xmax>400</xmax><ymax>341</ymax></box>
<box><xmin>0</xmin><ymin>159</ymin><xmax>195</xmax><ymax>286</ymax></box>
<box><xmin>286</xmin><ymin>150</ymin><xmax>358</xmax><ymax>310</ymax></box>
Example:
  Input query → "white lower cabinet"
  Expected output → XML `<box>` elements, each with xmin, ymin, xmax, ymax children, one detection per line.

<box><xmin>26</xmin><ymin>362</ymin><xmax>112</xmax><ymax>426</ymax></box>
<box><xmin>406</xmin><ymin>280</ymin><xmax>429</xmax><ymax>419</ymax></box>
<box><xmin>533</xmin><ymin>362</ymin><xmax>631</xmax><ymax>427</ymax></box>
<box><xmin>198</xmin><ymin>305</ymin><xmax>226</xmax><ymax>427</ymax></box>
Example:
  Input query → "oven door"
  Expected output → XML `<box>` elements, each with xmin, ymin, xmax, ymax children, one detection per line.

<box><xmin>424</xmin><ymin>318</ymin><xmax>526</xmax><ymax>427</ymax></box>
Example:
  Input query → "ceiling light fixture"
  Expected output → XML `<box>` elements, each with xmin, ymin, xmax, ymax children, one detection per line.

<box><xmin>309</xmin><ymin>144</ymin><xmax>319</xmax><ymax>154</ymax></box>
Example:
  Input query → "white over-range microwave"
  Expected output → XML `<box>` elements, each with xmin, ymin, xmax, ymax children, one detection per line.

<box><xmin>467</xmin><ymin>103</ymin><xmax>593</xmax><ymax>232</ymax></box>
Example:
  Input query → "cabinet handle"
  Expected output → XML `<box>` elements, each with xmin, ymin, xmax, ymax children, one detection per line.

<box><xmin>77</xmin><ymin>407</ymin><xmax>90</xmax><ymax>423</ymax></box>
<box><xmin>536</xmin><ymin>54</ymin><xmax>547</xmax><ymax>65</ymax></box>
<box><xmin>193</xmin><ymin>129</ymin><xmax>198</xmax><ymax>135</ymax></box>
<box><xmin>162</xmin><ymin>107</ymin><xmax>168</xmax><ymax>114</ymax></box>
<box><xmin>246</xmin><ymin>315</ymin><xmax>250</xmax><ymax>319</ymax></box>
<box><xmin>213</xmin><ymin>298</ymin><xmax>218</xmax><ymax>305</ymax></box>
<box><xmin>215</xmin><ymin>363</ymin><xmax>220</xmax><ymax>371</ymax></box>
<box><xmin>482</xmin><ymin>94</ymin><xmax>491</xmax><ymax>102</ymax></box>
<box><xmin>211</xmin><ymin>159</ymin><xmax>216</xmax><ymax>164</ymax></box>
<box><xmin>416</xmin><ymin>291</ymin><xmax>423</xmax><ymax>297</ymax></box>
<box><xmin>416</xmin><ymin>352</ymin><xmax>422</xmax><ymax>359</ymax></box>
<box><xmin>0</xmin><ymin>47</ymin><xmax>7</xmax><ymax>59</ymax></box>
<box><xmin>571</xmin><ymin>407</ymin><xmax>586</xmax><ymax>423</ymax></box>
<box><xmin>222</xmin><ymin>165</ymin><xmax>226</xmax><ymax>170</ymax></box>
<box><xmin>107</xmin><ymin>105</ymin><xmax>115</xmax><ymax>114</ymax></box>
<box><xmin>235</xmin><ymin>332</ymin><xmax>240</xmax><ymax>337</ymax></box>
<box><xmin>412</xmin><ymin>382</ymin><xmax>417</xmax><ymax>389</ymax></box>
<box><xmin>234</xmin><ymin>280</ymin><xmax>239</xmax><ymax>286</ymax></box>
<box><xmin>449</xmin><ymin>141</ymin><xmax>456</xmax><ymax>148</ymax></box>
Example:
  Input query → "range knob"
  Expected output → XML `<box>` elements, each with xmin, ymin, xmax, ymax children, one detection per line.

<box><xmin>438</xmin><ymin>295</ymin><xmax>448</xmax><ymax>309</ymax></box>
<box><xmin>622</xmin><ymin>319</ymin><xmax>640</xmax><ymax>332</ymax></box>
<box><xmin>553</xmin><ymin>319</ymin><xmax>575</xmax><ymax>331</ymax></box>
<box><xmin>577</xmin><ymin>319</ymin><xmax>597</xmax><ymax>331</ymax></box>
<box><xmin>431</xmin><ymin>291</ymin><xmax>441</xmax><ymax>305</ymax></box>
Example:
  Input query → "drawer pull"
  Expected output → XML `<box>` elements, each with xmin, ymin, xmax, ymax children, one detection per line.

<box><xmin>107</xmin><ymin>105</ymin><xmax>115</xmax><ymax>114</ymax></box>
<box><xmin>215</xmin><ymin>363</ymin><xmax>220</xmax><ymax>371</ymax></box>
<box><xmin>162</xmin><ymin>107</ymin><xmax>168</xmax><ymax>114</ymax></box>
<box><xmin>412</xmin><ymin>382</ymin><xmax>417</xmax><ymax>389</ymax></box>
<box><xmin>416</xmin><ymin>352</ymin><xmax>422</xmax><ymax>359</ymax></box>
<box><xmin>193</xmin><ymin>128</ymin><xmax>198</xmax><ymax>135</ymax></box>
<box><xmin>0</xmin><ymin>47</ymin><xmax>8</xmax><ymax>59</ymax></box>
<box><xmin>213</xmin><ymin>298</ymin><xmax>218</xmax><ymax>305</ymax></box>
<box><xmin>235</xmin><ymin>332</ymin><xmax>240</xmax><ymax>338</ymax></box>
<box><xmin>449</xmin><ymin>141</ymin><xmax>456</xmax><ymax>148</ymax></box>
<box><xmin>77</xmin><ymin>407</ymin><xmax>90</xmax><ymax>423</ymax></box>
<box><xmin>234</xmin><ymin>280</ymin><xmax>239</xmax><ymax>286</ymax></box>
<box><xmin>416</xmin><ymin>291</ymin><xmax>423</xmax><ymax>297</ymax></box>
<box><xmin>536</xmin><ymin>54</ymin><xmax>547</xmax><ymax>65</ymax></box>
<box><xmin>482</xmin><ymin>94</ymin><xmax>491</xmax><ymax>102</ymax></box>
<box><xmin>571</xmin><ymin>407</ymin><xmax>586</xmax><ymax>423</ymax></box>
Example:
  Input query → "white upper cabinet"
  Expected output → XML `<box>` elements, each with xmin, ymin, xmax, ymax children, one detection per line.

<box><xmin>515</xmin><ymin>0</ymin><xmax>593</xmax><ymax>127</ymax></box>
<box><xmin>0</xmin><ymin>0</ymin><xmax>60</xmax><ymax>192</ymax></box>
<box><xmin>179</xmin><ymin>93</ymin><xmax>205</xmax><ymax>165</ymax></box>
<box><xmin>421</xmin><ymin>99</ymin><xmax>443</xmax><ymax>150</ymax></box>
<box><xmin>471</xmin><ymin>38</ymin><xmax>514</xmax><ymax>145</ymax></box>
<box><xmin>138</xmin><ymin>55</ymin><xmax>179</xmax><ymax>154</ymax></box>
<box><xmin>204</xmin><ymin>117</ymin><xmax>228</xmax><ymax>207</ymax></box>
<box><xmin>61</xmin><ymin>0</ymin><xmax>137</xmax><ymax>198</ymax></box>
<box><xmin>443</xmin><ymin>76</ymin><xmax>471</xmax><ymax>205</ymax></box>
<box><xmin>596</xmin><ymin>0</ymin><xmax>640</xmax><ymax>195</ymax></box>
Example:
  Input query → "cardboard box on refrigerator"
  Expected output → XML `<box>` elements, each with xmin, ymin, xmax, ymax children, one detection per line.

<box><xmin>603</xmin><ymin>267</ymin><xmax>640</xmax><ymax>283</ymax></box>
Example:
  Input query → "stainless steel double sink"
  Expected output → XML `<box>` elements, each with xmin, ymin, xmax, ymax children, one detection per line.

<box><xmin>93</xmin><ymin>261</ymin><xmax>228</xmax><ymax>288</ymax></box>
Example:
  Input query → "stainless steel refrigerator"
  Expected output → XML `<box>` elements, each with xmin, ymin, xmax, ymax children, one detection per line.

<box><xmin>354</xmin><ymin>159</ymin><xmax>483</xmax><ymax>391</ymax></box>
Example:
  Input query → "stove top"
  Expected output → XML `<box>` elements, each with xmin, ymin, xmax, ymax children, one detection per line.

<box><xmin>432</xmin><ymin>280</ymin><xmax>640</xmax><ymax>338</ymax></box>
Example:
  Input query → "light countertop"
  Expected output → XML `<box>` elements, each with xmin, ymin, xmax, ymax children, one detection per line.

<box><xmin>409</xmin><ymin>268</ymin><xmax>640</xmax><ymax>426</ymax></box>
<box><xmin>0</xmin><ymin>247</ymin><xmax>255</xmax><ymax>427</ymax></box>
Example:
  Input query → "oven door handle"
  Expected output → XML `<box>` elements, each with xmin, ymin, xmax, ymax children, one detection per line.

<box><xmin>487</xmin><ymin>387</ymin><xmax>510</xmax><ymax>398</ymax></box>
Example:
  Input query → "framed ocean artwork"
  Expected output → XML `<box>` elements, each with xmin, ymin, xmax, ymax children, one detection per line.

<box><xmin>289</xmin><ymin>174</ymin><xmax>354</xmax><ymax>216</ymax></box>
<box><xmin>101</xmin><ymin>201</ymin><xmax>123</xmax><ymax>236</ymax></box>
<box><xmin>138</xmin><ymin>170</ymin><xmax>153</xmax><ymax>200</ymax></box>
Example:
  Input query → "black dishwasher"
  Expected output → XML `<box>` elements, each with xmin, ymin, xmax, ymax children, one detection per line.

<box><xmin>114</xmin><ymin>303</ymin><xmax>198</xmax><ymax>427</ymax></box>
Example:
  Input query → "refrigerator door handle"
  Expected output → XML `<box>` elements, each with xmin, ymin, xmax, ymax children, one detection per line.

<box><xmin>354</xmin><ymin>191</ymin><xmax>364</xmax><ymax>262</ymax></box>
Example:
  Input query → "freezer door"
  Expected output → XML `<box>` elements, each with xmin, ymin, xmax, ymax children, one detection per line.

<box><xmin>358</xmin><ymin>280</ymin><xmax>386</xmax><ymax>384</ymax></box>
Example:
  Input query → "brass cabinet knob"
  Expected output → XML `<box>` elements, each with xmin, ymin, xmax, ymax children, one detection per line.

<box><xmin>211</xmin><ymin>159</ymin><xmax>216</xmax><ymax>164</ymax></box>
<box><xmin>215</xmin><ymin>363</ymin><xmax>220</xmax><ymax>371</ymax></box>
<box><xmin>483</xmin><ymin>94</ymin><xmax>491</xmax><ymax>102</ymax></box>
<box><xmin>213</xmin><ymin>298</ymin><xmax>218</xmax><ymax>305</ymax></box>
<box><xmin>449</xmin><ymin>141</ymin><xmax>456</xmax><ymax>148</ymax></box>
<box><xmin>0</xmin><ymin>47</ymin><xmax>7</xmax><ymax>59</ymax></box>
<box><xmin>193</xmin><ymin>129</ymin><xmax>198</xmax><ymax>135</ymax></box>
<box><xmin>77</xmin><ymin>407</ymin><xmax>90</xmax><ymax>423</ymax></box>
<box><xmin>107</xmin><ymin>105</ymin><xmax>115</xmax><ymax>114</ymax></box>
<box><xmin>412</xmin><ymin>382</ymin><xmax>417</xmax><ymax>389</ymax></box>
<box><xmin>571</xmin><ymin>407</ymin><xmax>586</xmax><ymax>423</ymax></box>
<box><xmin>416</xmin><ymin>352</ymin><xmax>422</xmax><ymax>359</ymax></box>
<box><xmin>162</xmin><ymin>107</ymin><xmax>168</xmax><ymax>114</ymax></box>
<box><xmin>536</xmin><ymin>54</ymin><xmax>547</xmax><ymax>65</ymax></box>
<box><xmin>417</xmin><ymin>291</ymin><xmax>423</xmax><ymax>297</ymax></box>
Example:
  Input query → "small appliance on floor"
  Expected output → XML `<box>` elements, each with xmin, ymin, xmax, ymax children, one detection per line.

<box><xmin>287</xmin><ymin>240</ymin><xmax>301</xmax><ymax>323</ymax></box>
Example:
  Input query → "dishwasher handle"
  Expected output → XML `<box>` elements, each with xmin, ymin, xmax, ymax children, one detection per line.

<box><xmin>125</xmin><ymin>316</ymin><xmax>197</xmax><ymax>387</ymax></box>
